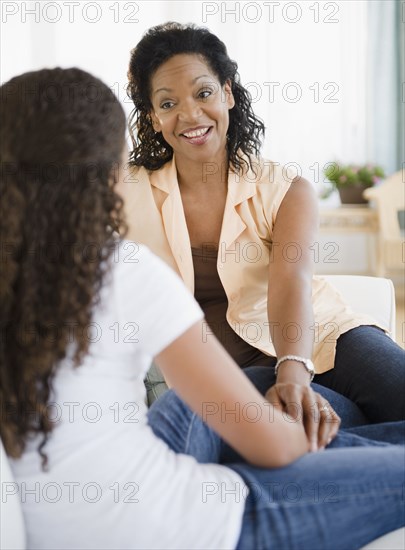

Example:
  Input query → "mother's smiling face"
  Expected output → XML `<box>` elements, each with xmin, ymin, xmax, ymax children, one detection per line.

<box><xmin>149</xmin><ymin>53</ymin><xmax>235</xmax><ymax>166</ymax></box>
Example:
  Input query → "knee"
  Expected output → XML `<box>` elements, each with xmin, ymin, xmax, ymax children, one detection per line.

<box><xmin>147</xmin><ymin>389</ymin><xmax>192</xmax><ymax>428</ymax></box>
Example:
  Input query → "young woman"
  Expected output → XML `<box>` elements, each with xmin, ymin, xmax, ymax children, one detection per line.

<box><xmin>1</xmin><ymin>68</ymin><xmax>403</xmax><ymax>550</ymax></box>
<box><xmin>123</xmin><ymin>22</ymin><xmax>405</xmax><ymax>434</ymax></box>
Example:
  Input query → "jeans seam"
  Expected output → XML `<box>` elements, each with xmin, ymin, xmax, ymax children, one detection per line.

<box><xmin>250</xmin><ymin>487</ymin><xmax>404</xmax><ymax>512</ymax></box>
<box><xmin>184</xmin><ymin>412</ymin><xmax>198</xmax><ymax>454</ymax></box>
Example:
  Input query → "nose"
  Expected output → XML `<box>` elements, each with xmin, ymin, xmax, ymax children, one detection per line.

<box><xmin>177</xmin><ymin>98</ymin><xmax>203</xmax><ymax>122</ymax></box>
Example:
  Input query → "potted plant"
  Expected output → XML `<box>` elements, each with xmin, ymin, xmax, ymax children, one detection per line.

<box><xmin>322</xmin><ymin>162</ymin><xmax>385</xmax><ymax>204</ymax></box>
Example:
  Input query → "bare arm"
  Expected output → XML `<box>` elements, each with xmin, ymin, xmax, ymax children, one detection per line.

<box><xmin>268</xmin><ymin>176</ymin><xmax>318</xmax><ymax>377</ymax></box>
<box><xmin>155</xmin><ymin>320</ymin><xmax>309</xmax><ymax>469</ymax></box>
<box><xmin>266</xmin><ymin>177</ymin><xmax>340</xmax><ymax>449</ymax></box>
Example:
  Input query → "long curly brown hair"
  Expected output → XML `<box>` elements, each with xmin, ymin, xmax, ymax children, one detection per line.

<box><xmin>127</xmin><ymin>21</ymin><xmax>265</xmax><ymax>173</ymax></box>
<box><xmin>0</xmin><ymin>68</ymin><xmax>127</xmax><ymax>467</ymax></box>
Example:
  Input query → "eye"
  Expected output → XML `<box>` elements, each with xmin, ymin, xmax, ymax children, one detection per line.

<box><xmin>160</xmin><ymin>100</ymin><xmax>174</xmax><ymax>110</ymax></box>
<box><xmin>198</xmin><ymin>89</ymin><xmax>212</xmax><ymax>100</ymax></box>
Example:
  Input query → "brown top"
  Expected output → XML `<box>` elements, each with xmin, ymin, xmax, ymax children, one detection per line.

<box><xmin>191</xmin><ymin>245</ymin><xmax>276</xmax><ymax>369</ymax></box>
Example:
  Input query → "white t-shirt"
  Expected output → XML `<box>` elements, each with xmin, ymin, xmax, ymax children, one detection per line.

<box><xmin>10</xmin><ymin>241</ymin><xmax>247</xmax><ymax>550</ymax></box>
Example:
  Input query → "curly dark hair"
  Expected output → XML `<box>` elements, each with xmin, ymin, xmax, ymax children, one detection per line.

<box><xmin>0</xmin><ymin>68</ymin><xmax>127</xmax><ymax>467</ymax></box>
<box><xmin>127</xmin><ymin>21</ymin><xmax>265</xmax><ymax>173</ymax></box>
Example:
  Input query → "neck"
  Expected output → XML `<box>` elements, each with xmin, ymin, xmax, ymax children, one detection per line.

<box><xmin>175</xmin><ymin>151</ymin><xmax>229</xmax><ymax>194</ymax></box>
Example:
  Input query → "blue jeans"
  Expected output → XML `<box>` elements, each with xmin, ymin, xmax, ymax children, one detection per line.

<box><xmin>237</xmin><ymin>365</ymin><xmax>369</xmax><ymax>431</ymax></box>
<box><xmin>147</xmin><ymin>377</ymin><xmax>405</xmax><ymax>549</ymax></box>
<box><xmin>315</xmin><ymin>326</ymin><xmax>405</xmax><ymax>422</ymax></box>
<box><xmin>241</xmin><ymin>326</ymin><xmax>405</xmax><ymax>425</ymax></box>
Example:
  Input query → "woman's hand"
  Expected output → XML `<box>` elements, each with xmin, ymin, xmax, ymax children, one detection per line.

<box><xmin>264</xmin><ymin>382</ymin><xmax>341</xmax><ymax>452</ymax></box>
<box><xmin>156</xmin><ymin>320</ymin><xmax>309</xmax><ymax>469</ymax></box>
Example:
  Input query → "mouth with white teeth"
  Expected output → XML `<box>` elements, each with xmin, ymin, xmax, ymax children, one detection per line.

<box><xmin>180</xmin><ymin>126</ymin><xmax>212</xmax><ymax>145</ymax></box>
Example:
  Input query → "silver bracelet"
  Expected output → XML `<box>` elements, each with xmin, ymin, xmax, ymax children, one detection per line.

<box><xmin>275</xmin><ymin>355</ymin><xmax>315</xmax><ymax>382</ymax></box>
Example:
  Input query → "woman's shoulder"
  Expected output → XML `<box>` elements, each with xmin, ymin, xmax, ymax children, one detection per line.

<box><xmin>243</xmin><ymin>156</ymin><xmax>297</xmax><ymax>188</ymax></box>
<box><xmin>240</xmin><ymin>157</ymin><xmax>297</xmax><ymax>223</ymax></box>
<box><xmin>125</xmin><ymin>162</ymin><xmax>152</xmax><ymax>183</ymax></box>
<box><xmin>124</xmin><ymin>159</ymin><xmax>176</xmax><ymax>192</ymax></box>
<box><xmin>116</xmin><ymin>163</ymin><xmax>157</xmax><ymax>212</ymax></box>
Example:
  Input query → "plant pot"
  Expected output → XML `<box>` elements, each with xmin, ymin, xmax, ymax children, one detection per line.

<box><xmin>338</xmin><ymin>184</ymin><xmax>370</xmax><ymax>204</ymax></box>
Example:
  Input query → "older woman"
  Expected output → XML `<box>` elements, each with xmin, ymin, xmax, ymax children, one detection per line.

<box><xmin>121</xmin><ymin>22</ymin><xmax>405</xmax><ymax>441</ymax></box>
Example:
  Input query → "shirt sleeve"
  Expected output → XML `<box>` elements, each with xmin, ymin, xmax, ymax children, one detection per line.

<box><xmin>115</xmin><ymin>241</ymin><xmax>204</xmax><ymax>358</ymax></box>
<box><xmin>269</xmin><ymin>162</ymin><xmax>296</xmax><ymax>227</ymax></box>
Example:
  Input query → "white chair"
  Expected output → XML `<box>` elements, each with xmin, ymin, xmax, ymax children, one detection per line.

<box><xmin>363</xmin><ymin>170</ymin><xmax>405</xmax><ymax>278</ymax></box>
<box><xmin>0</xmin><ymin>438</ymin><xmax>26</xmax><ymax>549</ymax></box>
<box><xmin>0</xmin><ymin>275</ymin><xmax>403</xmax><ymax>550</ymax></box>
<box><xmin>323</xmin><ymin>275</ymin><xmax>396</xmax><ymax>341</ymax></box>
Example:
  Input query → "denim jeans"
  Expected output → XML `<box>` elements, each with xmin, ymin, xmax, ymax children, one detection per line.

<box><xmin>147</xmin><ymin>373</ymin><xmax>405</xmax><ymax>550</ymax></box>
<box><xmin>237</xmin><ymin>365</ymin><xmax>369</xmax><ymax>431</ymax></box>
<box><xmin>241</xmin><ymin>326</ymin><xmax>405</xmax><ymax>425</ymax></box>
<box><xmin>315</xmin><ymin>326</ymin><xmax>405</xmax><ymax>422</ymax></box>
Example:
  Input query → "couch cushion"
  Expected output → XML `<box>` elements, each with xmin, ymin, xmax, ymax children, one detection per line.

<box><xmin>360</xmin><ymin>527</ymin><xmax>405</xmax><ymax>549</ymax></box>
<box><xmin>0</xmin><ymin>438</ymin><xmax>27</xmax><ymax>549</ymax></box>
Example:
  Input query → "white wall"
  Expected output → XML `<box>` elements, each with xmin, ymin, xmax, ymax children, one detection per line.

<box><xmin>0</xmin><ymin>1</ymin><xmax>387</xmax><ymax>275</ymax></box>
<box><xmin>1</xmin><ymin>1</ymin><xmax>370</xmax><ymax>178</ymax></box>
